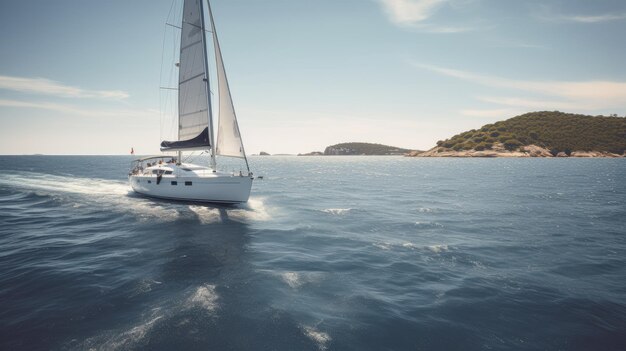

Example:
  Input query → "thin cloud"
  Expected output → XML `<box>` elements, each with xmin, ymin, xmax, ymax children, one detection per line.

<box><xmin>564</xmin><ymin>13</ymin><xmax>626</xmax><ymax>23</ymax></box>
<box><xmin>421</xmin><ymin>24</ymin><xmax>476</xmax><ymax>33</ymax></box>
<box><xmin>0</xmin><ymin>99</ymin><xmax>157</xmax><ymax>118</ymax></box>
<box><xmin>411</xmin><ymin>62</ymin><xmax>626</xmax><ymax>108</ymax></box>
<box><xmin>378</xmin><ymin>0</ymin><xmax>482</xmax><ymax>33</ymax></box>
<box><xmin>460</xmin><ymin>108</ymin><xmax>520</xmax><ymax>118</ymax></box>
<box><xmin>535</xmin><ymin>6</ymin><xmax>626</xmax><ymax>24</ymax></box>
<box><xmin>486</xmin><ymin>38</ymin><xmax>546</xmax><ymax>50</ymax></box>
<box><xmin>0</xmin><ymin>75</ymin><xmax>129</xmax><ymax>99</ymax></box>
<box><xmin>477</xmin><ymin>96</ymin><xmax>594</xmax><ymax>111</ymax></box>
<box><xmin>379</xmin><ymin>0</ymin><xmax>447</xmax><ymax>25</ymax></box>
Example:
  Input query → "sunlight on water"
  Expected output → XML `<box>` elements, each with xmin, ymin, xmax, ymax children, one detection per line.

<box><xmin>2</xmin><ymin>157</ymin><xmax>625</xmax><ymax>351</ymax></box>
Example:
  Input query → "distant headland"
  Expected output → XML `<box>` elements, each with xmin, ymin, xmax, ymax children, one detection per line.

<box><xmin>256</xmin><ymin>111</ymin><xmax>625</xmax><ymax>158</ymax></box>
<box><xmin>298</xmin><ymin>142</ymin><xmax>416</xmax><ymax>156</ymax></box>
<box><xmin>409</xmin><ymin>111</ymin><xmax>626</xmax><ymax>158</ymax></box>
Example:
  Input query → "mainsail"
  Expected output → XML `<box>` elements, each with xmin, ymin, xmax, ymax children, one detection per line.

<box><xmin>162</xmin><ymin>0</ymin><xmax>212</xmax><ymax>151</ymax></box>
<box><xmin>208</xmin><ymin>3</ymin><xmax>246</xmax><ymax>158</ymax></box>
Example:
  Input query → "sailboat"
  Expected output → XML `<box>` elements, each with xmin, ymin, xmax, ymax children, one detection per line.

<box><xmin>129</xmin><ymin>0</ymin><xmax>253</xmax><ymax>204</ymax></box>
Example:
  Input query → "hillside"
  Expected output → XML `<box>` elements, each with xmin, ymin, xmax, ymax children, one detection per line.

<box><xmin>324</xmin><ymin>142</ymin><xmax>411</xmax><ymax>155</ymax></box>
<box><xmin>418</xmin><ymin>111</ymin><xmax>625</xmax><ymax>157</ymax></box>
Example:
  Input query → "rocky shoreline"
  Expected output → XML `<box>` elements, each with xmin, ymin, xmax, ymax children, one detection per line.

<box><xmin>406</xmin><ymin>143</ymin><xmax>625</xmax><ymax>158</ymax></box>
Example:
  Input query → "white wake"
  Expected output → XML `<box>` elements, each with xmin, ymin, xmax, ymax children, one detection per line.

<box><xmin>2</xmin><ymin>172</ymin><xmax>272</xmax><ymax>223</ymax></box>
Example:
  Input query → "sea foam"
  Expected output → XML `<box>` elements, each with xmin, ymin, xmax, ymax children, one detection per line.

<box><xmin>301</xmin><ymin>325</ymin><xmax>331</xmax><ymax>350</ymax></box>
<box><xmin>321</xmin><ymin>208</ymin><xmax>352</xmax><ymax>215</ymax></box>
<box><xmin>0</xmin><ymin>172</ymin><xmax>181</xmax><ymax>222</ymax></box>
<box><xmin>186</xmin><ymin>284</ymin><xmax>219</xmax><ymax>312</ymax></box>
<box><xmin>78</xmin><ymin>314</ymin><xmax>163</xmax><ymax>351</ymax></box>
<box><xmin>279</xmin><ymin>271</ymin><xmax>323</xmax><ymax>289</ymax></box>
<box><xmin>427</xmin><ymin>244</ymin><xmax>449</xmax><ymax>253</ymax></box>
<box><xmin>226</xmin><ymin>197</ymin><xmax>271</xmax><ymax>222</ymax></box>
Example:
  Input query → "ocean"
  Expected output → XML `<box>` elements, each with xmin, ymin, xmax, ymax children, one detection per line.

<box><xmin>0</xmin><ymin>156</ymin><xmax>624</xmax><ymax>350</ymax></box>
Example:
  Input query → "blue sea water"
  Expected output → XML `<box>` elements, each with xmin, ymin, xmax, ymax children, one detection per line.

<box><xmin>0</xmin><ymin>155</ymin><xmax>625</xmax><ymax>351</ymax></box>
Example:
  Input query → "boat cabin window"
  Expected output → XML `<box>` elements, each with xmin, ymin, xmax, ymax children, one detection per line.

<box><xmin>151</xmin><ymin>169</ymin><xmax>172</xmax><ymax>175</ymax></box>
<box><xmin>182</xmin><ymin>168</ymin><xmax>191</xmax><ymax>172</ymax></box>
<box><xmin>171</xmin><ymin>181</ymin><xmax>177</xmax><ymax>185</ymax></box>
<box><xmin>185</xmin><ymin>181</ymin><xmax>192</xmax><ymax>186</ymax></box>
<box><xmin>148</xmin><ymin>180</ymin><xmax>152</xmax><ymax>184</ymax></box>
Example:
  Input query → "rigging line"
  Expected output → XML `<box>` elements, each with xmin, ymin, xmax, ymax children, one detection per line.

<box><xmin>161</xmin><ymin>0</ymin><xmax>178</xmax><ymax>90</ymax></box>
<box><xmin>159</xmin><ymin>1</ymin><xmax>176</xmax><ymax>144</ymax></box>
<box><xmin>160</xmin><ymin>0</ymin><xmax>179</xmax><ymax>145</ymax></box>
<box><xmin>180</xmin><ymin>39</ymin><xmax>203</xmax><ymax>52</ymax></box>
<box><xmin>179</xmin><ymin>72</ymin><xmax>204</xmax><ymax>85</ymax></box>
<box><xmin>207</xmin><ymin>0</ymin><xmax>250</xmax><ymax>172</ymax></box>
<box><xmin>167</xmin><ymin>22</ymin><xmax>213</xmax><ymax>34</ymax></box>
<box><xmin>166</xmin><ymin>0</ymin><xmax>176</xmax><ymax>24</ymax></box>
<box><xmin>181</xmin><ymin>20</ymin><xmax>214</xmax><ymax>33</ymax></box>
<box><xmin>161</xmin><ymin>0</ymin><xmax>182</xmax><ymax>144</ymax></box>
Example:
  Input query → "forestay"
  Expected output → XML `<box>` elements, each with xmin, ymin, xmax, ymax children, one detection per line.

<box><xmin>208</xmin><ymin>3</ymin><xmax>245</xmax><ymax>158</ymax></box>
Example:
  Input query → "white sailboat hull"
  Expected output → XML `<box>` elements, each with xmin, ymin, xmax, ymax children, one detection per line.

<box><xmin>130</xmin><ymin>1</ymin><xmax>254</xmax><ymax>204</ymax></box>
<box><xmin>129</xmin><ymin>172</ymin><xmax>252</xmax><ymax>204</ymax></box>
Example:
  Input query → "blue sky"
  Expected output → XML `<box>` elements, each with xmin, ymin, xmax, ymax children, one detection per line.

<box><xmin>1</xmin><ymin>0</ymin><xmax>625</xmax><ymax>155</ymax></box>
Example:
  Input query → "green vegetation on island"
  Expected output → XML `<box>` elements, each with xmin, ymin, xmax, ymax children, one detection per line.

<box><xmin>324</xmin><ymin>142</ymin><xmax>411</xmax><ymax>155</ymax></box>
<box><xmin>433</xmin><ymin>111</ymin><xmax>626</xmax><ymax>156</ymax></box>
<box><xmin>298</xmin><ymin>142</ymin><xmax>416</xmax><ymax>156</ymax></box>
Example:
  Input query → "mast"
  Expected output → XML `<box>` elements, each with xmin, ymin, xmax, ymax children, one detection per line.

<box><xmin>199</xmin><ymin>0</ymin><xmax>217</xmax><ymax>171</ymax></box>
<box><xmin>177</xmin><ymin>80</ymin><xmax>180</xmax><ymax>165</ymax></box>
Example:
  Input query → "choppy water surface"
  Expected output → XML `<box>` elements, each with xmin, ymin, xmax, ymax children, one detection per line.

<box><xmin>0</xmin><ymin>156</ymin><xmax>625</xmax><ymax>350</ymax></box>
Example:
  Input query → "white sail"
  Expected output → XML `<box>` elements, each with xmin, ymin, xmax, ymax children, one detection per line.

<box><xmin>178</xmin><ymin>0</ymin><xmax>211</xmax><ymax>143</ymax></box>
<box><xmin>208</xmin><ymin>4</ymin><xmax>246</xmax><ymax>158</ymax></box>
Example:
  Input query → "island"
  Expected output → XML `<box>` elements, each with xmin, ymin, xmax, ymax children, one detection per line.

<box><xmin>299</xmin><ymin>142</ymin><xmax>418</xmax><ymax>156</ymax></box>
<box><xmin>408</xmin><ymin>111</ymin><xmax>626</xmax><ymax>158</ymax></box>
